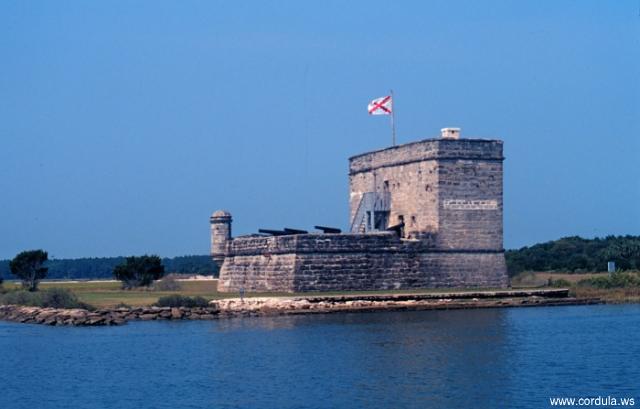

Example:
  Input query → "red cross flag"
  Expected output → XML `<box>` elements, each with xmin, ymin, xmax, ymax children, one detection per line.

<box><xmin>368</xmin><ymin>95</ymin><xmax>392</xmax><ymax>115</ymax></box>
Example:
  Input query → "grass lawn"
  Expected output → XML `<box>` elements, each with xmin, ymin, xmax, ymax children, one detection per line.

<box><xmin>68</xmin><ymin>280</ymin><xmax>228</xmax><ymax>308</ymax></box>
<box><xmin>511</xmin><ymin>271</ymin><xmax>640</xmax><ymax>303</ymax></box>
<box><xmin>2</xmin><ymin>280</ymin><xmax>227</xmax><ymax>308</ymax></box>
<box><xmin>510</xmin><ymin>271</ymin><xmax>610</xmax><ymax>287</ymax></box>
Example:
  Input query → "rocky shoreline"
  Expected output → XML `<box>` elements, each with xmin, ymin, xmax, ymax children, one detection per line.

<box><xmin>0</xmin><ymin>305</ymin><xmax>221</xmax><ymax>326</ymax></box>
<box><xmin>0</xmin><ymin>289</ymin><xmax>601</xmax><ymax>327</ymax></box>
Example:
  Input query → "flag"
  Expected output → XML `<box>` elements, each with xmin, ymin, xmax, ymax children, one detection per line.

<box><xmin>368</xmin><ymin>95</ymin><xmax>392</xmax><ymax>115</ymax></box>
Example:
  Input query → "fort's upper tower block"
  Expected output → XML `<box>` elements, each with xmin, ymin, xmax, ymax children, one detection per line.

<box><xmin>348</xmin><ymin>128</ymin><xmax>504</xmax><ymax>252</ymax></box>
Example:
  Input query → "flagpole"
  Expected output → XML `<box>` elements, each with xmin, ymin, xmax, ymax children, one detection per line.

<box><xmin>390</xmin><ymin>89</ymin><xmax>396</xmax><ymax>146</ymax></box>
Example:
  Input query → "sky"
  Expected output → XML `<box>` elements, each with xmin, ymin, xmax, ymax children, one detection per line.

<box><xmin>0</xmin><ymin>1</ymin><xmax>638</xmax><ymax>259</ymax></box>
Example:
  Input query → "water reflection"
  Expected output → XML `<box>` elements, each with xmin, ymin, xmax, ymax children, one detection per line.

<box><xmin>209</xmin><ymin>309</ymin><xmax>513</xmax><ymax>408</ymax></box>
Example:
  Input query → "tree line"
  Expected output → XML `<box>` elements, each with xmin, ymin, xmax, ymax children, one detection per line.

<box><xmin>506</xmin><ymin>235</ymin><xmax>640</xmax><ymax>276</ymax></box>
<box><xmin>0</xmin><ymin>254</ymin><xmax>218</xmax><ymax>281</ymax></box>
<box><xmin>2</xmin><ymin>235</ymin><xmax>638</xmax><ymax>282</ymax></box>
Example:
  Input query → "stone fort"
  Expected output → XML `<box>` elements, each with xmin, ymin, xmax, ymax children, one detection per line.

<box><xmin>211</xmin><ymin>128</ymin><xmax>509</xmax><ymax>292</ymax></box>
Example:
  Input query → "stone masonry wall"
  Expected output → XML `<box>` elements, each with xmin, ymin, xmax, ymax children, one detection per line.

<box><xmin>217</xmin><ymin>235</ymin><xmax>298</xmax><ymax>292</ymax></box>
<box><xmin>418</xmin><ymin>252</ymin><xmax>508</xmax><ymax>288</ymax></box>
<box><xmin>436</xmin><ymin>158</ymin><xmax>503</xmax><ymax>250</ymax></box>
<box><xmin>217</xmin><ymin>233</ymin><xmax>508</xmax><ymax>293</ymax></box>
<box><xmin>349</xmin><ymin>138</ymin><xmax>503</xmax><ymax>174</ymax></box>
<box><xmin>349</xmin><ymin>160</ymin><xmax>439</xmax><ymax>238</ymax></box>
<box><xmin>218</xmin><ymin>253</ymin><xmax>297</xmax><ymax>293</ymax></box>
<box><xmin>349</xmin><ymin>138</ymin><xmax>504</xmax><ymax>251</ymax></box>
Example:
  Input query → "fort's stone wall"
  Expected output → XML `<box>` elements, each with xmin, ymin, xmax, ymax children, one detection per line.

<box><xmin>349</xmin><ymin>138</ymin><xmax>503</xmax><ymax>174</ymax></box>
<box><xmin>436</xmin><ymin>158</ymin><xmax>503</xmax><ymax>250</ymax></box>
<box><xmin>217</xmin><ymin>233</ymin><xmax>508</xmax><ymax>293</ymax></box>
<box><xmin>349</xmin><ymin>159</ymin><xmax>439</xmax><ymax>238</ymax></box>
<box><xmin>349</xmin><ymin>138</ymin><xmax>504</xmax><ymax>248</ymax></box>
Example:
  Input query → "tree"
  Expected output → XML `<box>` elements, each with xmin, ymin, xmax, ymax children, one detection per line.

<box><xmin>10</xmin><ymin>250</ymin><xmax>48</xmax><ymax>291</ymax></box>
<box><xmin>113</xmin><ymin>255</ymin><xmax>165</xmax><ymax>289</ymax></box>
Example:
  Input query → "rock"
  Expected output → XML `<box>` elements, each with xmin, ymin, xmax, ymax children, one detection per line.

<box><xmin>139</xmin><ymin>314</ymin><xmax>157</xmax><ymax>321</ymax></box>
<box><xmin>86</xmin><ymin>316</ymin><xmax>105</xmax><ymax>325</ymax></box>
<box><xmin>199</xmin><ymin>314</ymin><xmax>215</xmax><ymax>320</ymax></box>
<box><xmin>43</xmin><ymin>317</ymin><xmax>58</xmax><ymax>326</ymax></box>
<box><xmin>69</xmin><ymin>309</ymin><xmax>88</xmax><ymax>319</ymax></box>
<box><xmin>35</xmin><ymin>310</ymin><xmax>56</xmax><ymax>321</ymax></box>
<box><xmin>170</xmin><ymin>308</ymin><xmax>183</xmax><ymax>319</ymax></box>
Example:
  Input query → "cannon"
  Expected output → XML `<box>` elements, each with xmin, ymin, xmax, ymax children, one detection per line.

<box><xmin>386</xmin><ymin>222</ymin><xmax>405</xmax><ymax>236</ymax></box>
<box><xmin>283</xmin><ymin>228</ymin><xmax>308</xmax><ymax>235</ymax></box>
<box><xmin>314</xmin><ymin>225</ymin><xmax>342</xmax><ymax>234</ymax></box>
<box><xmin>258</xmin><ymin>229</ymin><xmax>288</xmax><ymax>236</ymax></box>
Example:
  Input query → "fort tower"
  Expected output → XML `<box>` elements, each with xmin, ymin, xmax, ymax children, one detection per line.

<box><xmin>210</xmin><ymin>210</ymin><xmax>232</xmax><ymax>270</ymax></box>
<box><xmin>348</xmin><ymin>128</ymin><xmax>504</xmax><ymax>251</ymax></box>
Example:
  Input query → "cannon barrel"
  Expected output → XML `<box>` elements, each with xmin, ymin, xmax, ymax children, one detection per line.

<box><xmin>314</xmin><ymin>225</ymin><xmax>342</xmax><ymax>234</ymax></box>
<box><xmin>283</xmin><ymin>228</ymin><xmax>308</xmax><ymax>234</ymax></box>
<box><xmin>258</xmin><ymin>228</ymin><xmax>288</xmax><ymax>236</ymax></box>
<box><xmin>386</xmin><ymin>222</ymin><xmax>405</xmax><ymax>236</ymax></box>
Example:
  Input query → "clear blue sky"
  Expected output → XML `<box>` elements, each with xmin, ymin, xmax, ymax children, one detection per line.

<box><xmin>1</xmin><ymin>1</ymin><xmax>638</xmax><ymax>259</ymax></box>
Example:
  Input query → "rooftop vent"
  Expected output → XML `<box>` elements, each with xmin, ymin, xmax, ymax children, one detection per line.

<box><xmin>441</xmin><ymin>127</ymin><xmax>461</xmax><ymax>139</ymax></box>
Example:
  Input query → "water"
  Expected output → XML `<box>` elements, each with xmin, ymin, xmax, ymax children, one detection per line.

<box><xmin>1</xmin><ymin>304</ymin><xmax>639</xmax><ymax>409</ymax></box>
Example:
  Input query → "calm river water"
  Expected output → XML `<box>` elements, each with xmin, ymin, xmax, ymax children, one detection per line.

<box><xmin>1</xmin><ymin>304</ymin><xmax>639</xmax><ymax>409</ymax></box>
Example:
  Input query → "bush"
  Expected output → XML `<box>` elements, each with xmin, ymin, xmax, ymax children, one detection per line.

<box><xmin>113</xmin><ymin>255</ymin><xmax>165</xmax><ymax>289</ymax></box>
<box><xmin>547</xmin><ymin>278</ymin><xmax>572</xmax><ymax>288</ymax></box>
<box><xmin>153</xmin><ymin>277</ymin><xmax>182</xmax><ymax>291</ymax></box>
<box><xmin>578</xmin><ymin>272</ymin><xmax>640</xmax><ymax>289</ymax></box>
<box><xmin>0</xmin><ymin>290</ymin><xmax>37</xmax><ymax>306</ymax></box>
<box><xmin>0</xmin><ymin>288</ymin><xmax>93</xmax><ymax>310</ymax></box>
<box><xmin>43</xmin><ymin>288</ymin><xmax>91</xmax><ymax>309</ymax></box>
<box><xmin>155</xmin><ymin>294</ymin><xmax>209</xmax><ymax>308</ymax></box>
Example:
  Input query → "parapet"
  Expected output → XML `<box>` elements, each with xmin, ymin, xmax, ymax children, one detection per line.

<box><xmin>228</xmin><ymin>232</ymin><xmax>434</xmax><ymax>256</ymax></box>
<box><xmin>349</xmin><ymin>138</ymin><xmax>504</xmax><ymax>175</ymax></box>
<box><xmin>211</xmin><ymin>210</ymin><xmax>232</xmax><ymax>220</ymax></box>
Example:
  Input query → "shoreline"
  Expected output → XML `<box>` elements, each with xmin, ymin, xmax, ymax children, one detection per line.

<box><xmin>0</xmin><ymin>289</ymin><xmax>603</xmax><ymax>326</ymax></box>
